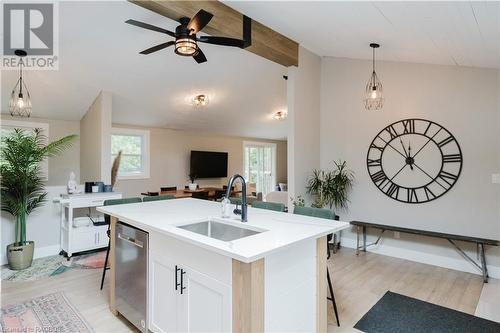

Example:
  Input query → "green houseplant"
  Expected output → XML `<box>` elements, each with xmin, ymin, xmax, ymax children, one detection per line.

<box><xmin>1</xmin><ymin>128</ymin><xmax>77</xmax><ymax>270</ymax></box>
<box><xmin>307</xmin><ymin>160</ymin><xmax>354</xmax><ymax>213</ymax></box>
<box><xmin>188</xmin><ymin>172</ymin><xmax>198</xmax><ymax>191</ymax></box>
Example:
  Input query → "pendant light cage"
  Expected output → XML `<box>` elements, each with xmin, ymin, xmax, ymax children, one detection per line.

<box><xmin>9</xmin><ymin>50</ymin><xmax>32</xmax><ymax>118</ymax></box>
<box><xmin>364</xmin><ymin>43</ymin><xmax>384</xmax><ymax>111</ymax></box>
<box><xmin>9</xmin><ymin>78</ymin><xmax>32</xmax><ymax>117</ymax></box>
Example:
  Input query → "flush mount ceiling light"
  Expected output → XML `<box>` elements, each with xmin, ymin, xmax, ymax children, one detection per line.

<box><xmin>364</xmin><ymin>43</ymin><xmax>384</xmax><ymax>111</ymax></box>
<box><xmin>192</xmin><ymin>94</ymin><xmax>209</xmax><ymax>107</ymax></box>
<box><xmin>9</xmin><ymin>50</ymin><xmax>32</xmax><ymax>118</ymax></box>
<box><xmin>273</xmin><ymin>110</ymin><xmax>287</xmax><ymax>120</ymax></box>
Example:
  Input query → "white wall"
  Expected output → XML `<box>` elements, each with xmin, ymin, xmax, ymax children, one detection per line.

<box><xmin>1</xmin><ymin>186</ymin><xmax>68</xmax><ymax>265</ymax></box>
<box><xmin>80</xmin><ymin>91</ymin><xmax>112</xmax><ymax>184</ymax></box>
<box><xmin>112</xmin><ymin>124</ymin><xmax>287</xmax><ymax>198</ymax></box>
<box><xmin>0</xmin><ymin>115</ymin><xmax>80</xmax><ymax>185</ymax></box>
<box><xmin>320</xmin><ymin>57</ymin><xmax>500</xmax><ymax>277</ymax></box>
<box><xmin>287</xmin><ymin>47</ymin><xmax>322</xmax><ymax>205</ymax></box>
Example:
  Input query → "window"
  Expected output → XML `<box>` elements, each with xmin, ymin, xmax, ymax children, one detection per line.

<box><xmin>111</xmin><ymin>128</ymin><xmax>150</xmax><ymax>179</ymax></box>
<box><xmin>1</xmin><ymin>120</ymin><xmax>49</xmax><ymax>180</ymax></box>
<box><xmin>243</xmin><ymin>141</ymin><xmax>276</xmax><ymax>196</ymax></box>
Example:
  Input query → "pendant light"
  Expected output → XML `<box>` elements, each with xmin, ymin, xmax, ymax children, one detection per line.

<box><xmin>9</xmin><ymin>50</ymin><xmax>32</xmax><ymax>117</ymax></box>
<box><xmin>364</xmin><ymin>43</ymin><xmax>384</xmax><ymax>111</ymax></box>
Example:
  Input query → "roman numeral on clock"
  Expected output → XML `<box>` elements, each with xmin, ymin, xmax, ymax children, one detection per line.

<box><xmin>367</xmin><ymin>158</ymin><xmax>381</xmax><ymax>167</ymax></box>
<box><xmin>438</xmin><ymin>135</ymin><xmax>454</xmax><ymax>148</ymax></box>
<box><xmin>443</xmin><ymin>154</ymin><xmax>462</xmax><ymax>163</ymax></box>
<box><xmin>407</xmin><ymin>188</ymin><xmax>418</xmax><ymax>203</ymax></box>
<box><xmin>437</xmin><ymin>171</ymin><xmax>458</xmax><ymax>186</ymax></box>
<box><xmin>386</xmin><ymin>183</ymin><xmax>400</xmax><ymax>198</ymax></box>
<box><xmin>370</xmin><ymin>143</ymin><xmax>384</xmax><ymax>152</ymax></box>
<box><xmin>423</xmin><ymin>186</ymin><xmax>436</xmax><ymax>201</ymax></box>
<box><xmin>402</xmin><ymin>119</ymin><xmax>415</xmax><ymax>134</ymax></box>
<box><xmin>385</xmin><ymin>125</ymin><xmax>398</xmax><ymax>139</ymax></box>
<box><xmin>371</xmin><ymin>170</ymin><xmax>387</xmax><ymax>185</ymax></box>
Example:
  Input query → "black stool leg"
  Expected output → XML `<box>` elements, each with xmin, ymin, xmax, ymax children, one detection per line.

<box><xmin>100</xmin><ymin>242</ymin><xmax>110</xmax><ymax>290</ymax></box>
<box><xmin>327</xmin><ymin>267</ymin><xmax>340</xmax><ymax>327</ymax></box>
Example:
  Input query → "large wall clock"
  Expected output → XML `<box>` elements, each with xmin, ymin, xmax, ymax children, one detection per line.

<box><xmin>367</xmin><ymin>118</ymin><xmax>462</xmax><ymax>204</ymax></box>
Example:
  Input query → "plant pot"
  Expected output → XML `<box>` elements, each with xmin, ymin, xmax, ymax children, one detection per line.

<box><xmin>7</xmin><ymin>241</ymin><xmax>34</xmax><ymax>270</ymax></box>
<box><xmin>188</xmin><ymin>183</ymin><xmax>198</xmax><ymax>191</ymax></box>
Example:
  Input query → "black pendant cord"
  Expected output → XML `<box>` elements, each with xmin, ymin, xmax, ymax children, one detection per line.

<box><xmin>19</xmin><ymin>60</ymin><xmax>23</xmax><ymax>95</ymax></box>
<box><xmin>372</xmin><ymin>47</ymin><xmax>375</xmax><ymax>73</ymax></box>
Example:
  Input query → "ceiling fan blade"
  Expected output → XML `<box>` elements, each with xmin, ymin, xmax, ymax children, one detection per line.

<box><xmin>187</xmin><ymin>9</ymin><xmax>214</xmax><ymax>34</ymax></box>
<box><xmin>197</xmin><ymin>36</ymin><xmax>244</xmax><ymax>48</ymax></box>
<box><xmin>139</xmin><ymin>41</ymin><xmax>175</xmax><ymax>55</ymax></box>
<box><xmin>193</xmin><ymin>48</ymin><xmax>207</xmax><ymax>64</ymax></box>
<box><xmin>126</xmin><ymin>19</ymin><xmax>176</xmax><ymax>38</ymax></box>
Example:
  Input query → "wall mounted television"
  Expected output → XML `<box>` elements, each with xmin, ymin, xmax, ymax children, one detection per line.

<box><xmin>190</xmin><ymin>150</ymin><xmax>228</xmax><ymax>178</ymax></box>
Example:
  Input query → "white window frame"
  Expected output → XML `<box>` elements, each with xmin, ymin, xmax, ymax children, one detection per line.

<box><xmin>243</xmin><ymin>141</ymin><xmax>277</xmax><ymax>195</ymax></box>
<box><xmin>1</xmin><ymin>119</ymin><xmax>49</xmax><ymax>181</ymax></box>
<box><xmin>111</xmin><ymin>127</ymin><xmax>150</xmax><ymax>180</ymax></box>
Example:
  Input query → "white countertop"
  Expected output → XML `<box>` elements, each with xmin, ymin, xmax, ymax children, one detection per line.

<box><xmin>97</xmin><ymin>198</ymin><xmax>349</xmax><ymax>263</ymax></box>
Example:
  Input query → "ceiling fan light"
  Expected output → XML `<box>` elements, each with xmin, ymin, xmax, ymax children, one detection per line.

<box><xmin>175</xmin><ymin>38</ymin><xmax>198</xmax><ymax>56</ymax></box>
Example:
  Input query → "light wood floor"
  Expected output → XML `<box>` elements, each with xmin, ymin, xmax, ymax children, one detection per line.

<box><xmin>327</xmin><ymin>248</ymin><xmax>487</xmax><ymax>332</ymax></box>
<box><xmin>1</xmin><ymin>248</ymin><xmax>494</xmax><ymax>333</ymax></box>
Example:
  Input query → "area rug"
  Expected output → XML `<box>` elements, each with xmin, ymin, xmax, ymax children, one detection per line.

<box><xmin>1</xmin><ymin>292</ymin><xmax>94</xmax><ymax>333</ymax></box>
<box><xmin>354</xmin><ymin>291</ymin><xmax>500</xmax><ymax>333</ymax></box>
<box><xmin>2</xmin><ymin>251</ymin><xmax>106</xmax><ymax>282</ymax></box>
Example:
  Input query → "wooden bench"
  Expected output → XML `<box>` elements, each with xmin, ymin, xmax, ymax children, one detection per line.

<box><xmin>350</xmin><ymin>221</ymin><xmax>499</xmax><ymax>283</ymax></box>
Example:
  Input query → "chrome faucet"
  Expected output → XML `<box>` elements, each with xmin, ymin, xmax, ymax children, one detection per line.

<box><xmin>225</xmin><ymin>174</ymin><xmax>247</xmax><ymax>222</ymax></box>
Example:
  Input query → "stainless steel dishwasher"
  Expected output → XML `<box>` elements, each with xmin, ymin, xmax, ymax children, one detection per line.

<box><xmin>115</xmin><ymin>222</ymin><xmax>148</xmax><ymax>333</ymax></box>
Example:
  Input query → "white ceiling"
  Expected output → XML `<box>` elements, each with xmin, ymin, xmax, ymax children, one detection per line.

<box><xmin>2</xmin><ymin>2</ymin><xmax>498</xmax><ymax>140</ymax></box>
<box><xmin>226</xmin><ymin>1</ymin><xmax>500</xmax><ymax>69</ymax></box>
<box><xmin>1</xmin><ymin>1</ymin><xmax>288</xmax><ymax>140</ymax></box>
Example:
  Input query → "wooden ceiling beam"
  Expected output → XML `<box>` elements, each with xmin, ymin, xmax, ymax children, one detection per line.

<box><xmin>129</xmin><ymin>0</ymin><xmax>299</xmax><ymax>67</ymax></box>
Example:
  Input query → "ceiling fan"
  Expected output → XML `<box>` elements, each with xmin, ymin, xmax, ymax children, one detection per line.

<box><xmin>126</xmin><ymin>9</ymin><xmax>251</xmax><ymax>64</ymax></box>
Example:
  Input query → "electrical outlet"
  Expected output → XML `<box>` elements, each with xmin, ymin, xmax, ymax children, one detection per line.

<box><xmin>492</xmin><ymin>174</ymin><xmax>500</xmax><ymax>184</ymax></box>
<box><xmin>394</xmin><ymin>231</ymin><xmax>400</xmax><ymax>239</ymax></box>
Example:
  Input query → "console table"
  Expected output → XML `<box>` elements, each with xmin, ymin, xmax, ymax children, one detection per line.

<box><xmin>59</xmin><ymin>192</ymin><xmax>122</xmax><ymax>259</ymax></box>
<box><xmin>350</xmin><ymin>220</ymin><xmax>499</xmax><ymax>283</ymax></box>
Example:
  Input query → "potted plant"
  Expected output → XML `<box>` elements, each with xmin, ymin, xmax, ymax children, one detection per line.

<box><xmin>188</xmin><ymin>172</ymin><xmax>198</xmax><ymax>191</ymax></box>
<box><xmin>1</xmin><ymin>128</ymin><xmax>77</xmax><ymax>270</ymax></box>
<box><xmin>307</xmin><ymin>160</ymin><xmax>354</xmax><ymax>215</ymax></box>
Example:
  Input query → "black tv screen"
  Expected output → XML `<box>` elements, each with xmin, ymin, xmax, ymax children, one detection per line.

<box><xmin>190</xmin><ymin>151</ymin><xmax>228</xmax><ymax>178</ymax></box>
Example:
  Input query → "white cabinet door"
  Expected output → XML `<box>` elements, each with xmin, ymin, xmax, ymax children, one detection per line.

<box><xmin>149</xmin><ymin>252</ymin><xmax>183</xmax><ymax>333</ymax></box>
<box><xmin>179</xmin><ymin>267</ymin><xmax>231</xmax><ymax>333</ymax></box>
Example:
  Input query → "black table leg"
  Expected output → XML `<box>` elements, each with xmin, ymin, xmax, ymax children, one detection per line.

<box><xmin>363</xmin><ymin>226</ymin><xmax>367</xmax><ymax>252</ymax></box>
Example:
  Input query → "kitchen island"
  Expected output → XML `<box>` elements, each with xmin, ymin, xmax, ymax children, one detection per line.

<box><xmin>98</xmin><ymin>198</ymin><xmax>349</xmax><ymax>333</ymax></box>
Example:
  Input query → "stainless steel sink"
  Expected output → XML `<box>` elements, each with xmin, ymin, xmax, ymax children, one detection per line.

<box><xmin>177</xmin><ymin>219</ymin><xmax>263</xmax><ymax>241</ymax></box>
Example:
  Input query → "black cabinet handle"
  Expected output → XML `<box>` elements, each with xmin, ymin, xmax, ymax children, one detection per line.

<box><xmin>180</xmin><ymin>269</ymin><xmax>187</xmax><ymax>294</ymax></box>
<box><xmin>175</xmin><ymin>265</ymin><xmax>181</xmax><ymax>291</ymax></box>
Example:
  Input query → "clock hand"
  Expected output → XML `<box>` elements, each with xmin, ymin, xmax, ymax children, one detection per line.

<box><xmin>412</xmin><ymin>162</ymin><xmax>447</xmax><ymax>190</ymax></box>
<box><xmin>408</xmin><ymin>142</ymin><xmax>414</xmax><ymax>170</ymax></box>
<box><xmin>399</xmin><ymin>138</ymin><xmax>409</xmax><ymax>158</ymax></box>
<box><xmin>377</xmin><ymin>136</ymin><xmax>407</xmax><ymax>160</ymax></box>
<box><xmin>412</xmin><ymin>128</ymin><xmax>442</xmax><ymax>159</ymax></box>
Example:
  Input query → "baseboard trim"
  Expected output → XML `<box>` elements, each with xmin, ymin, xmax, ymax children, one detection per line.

<box><xmin>341</xmin><ymin>237</ymin><xmax>500</xmax><ymax>280</ymax></box>
<box><xmin>1</xmin><ymin>244</ymin><xmax>60</xmax><ymax>266</ymax></box>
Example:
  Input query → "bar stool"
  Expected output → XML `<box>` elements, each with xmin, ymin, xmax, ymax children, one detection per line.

<box><xmin>293</xmin><ymin>206</ymin><xmax>340</xmax><ymax>326</ymax></box>
<box><xmin>100</xmin><ymin>197</ymin><xmax>142</xmax><ymax>290</ymax></box>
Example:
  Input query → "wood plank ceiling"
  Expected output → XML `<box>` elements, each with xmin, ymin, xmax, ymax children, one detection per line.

<box><xmin>130</xmin><ymin>0</ymin><xmax>299</xmax><ymax>67</ymax></box>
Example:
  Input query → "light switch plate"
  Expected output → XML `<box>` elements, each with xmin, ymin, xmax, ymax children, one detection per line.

<box><xmin>492</xmin><ymin>174</ymin><xmax>500</xmax><ymax>184</ymax></box>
